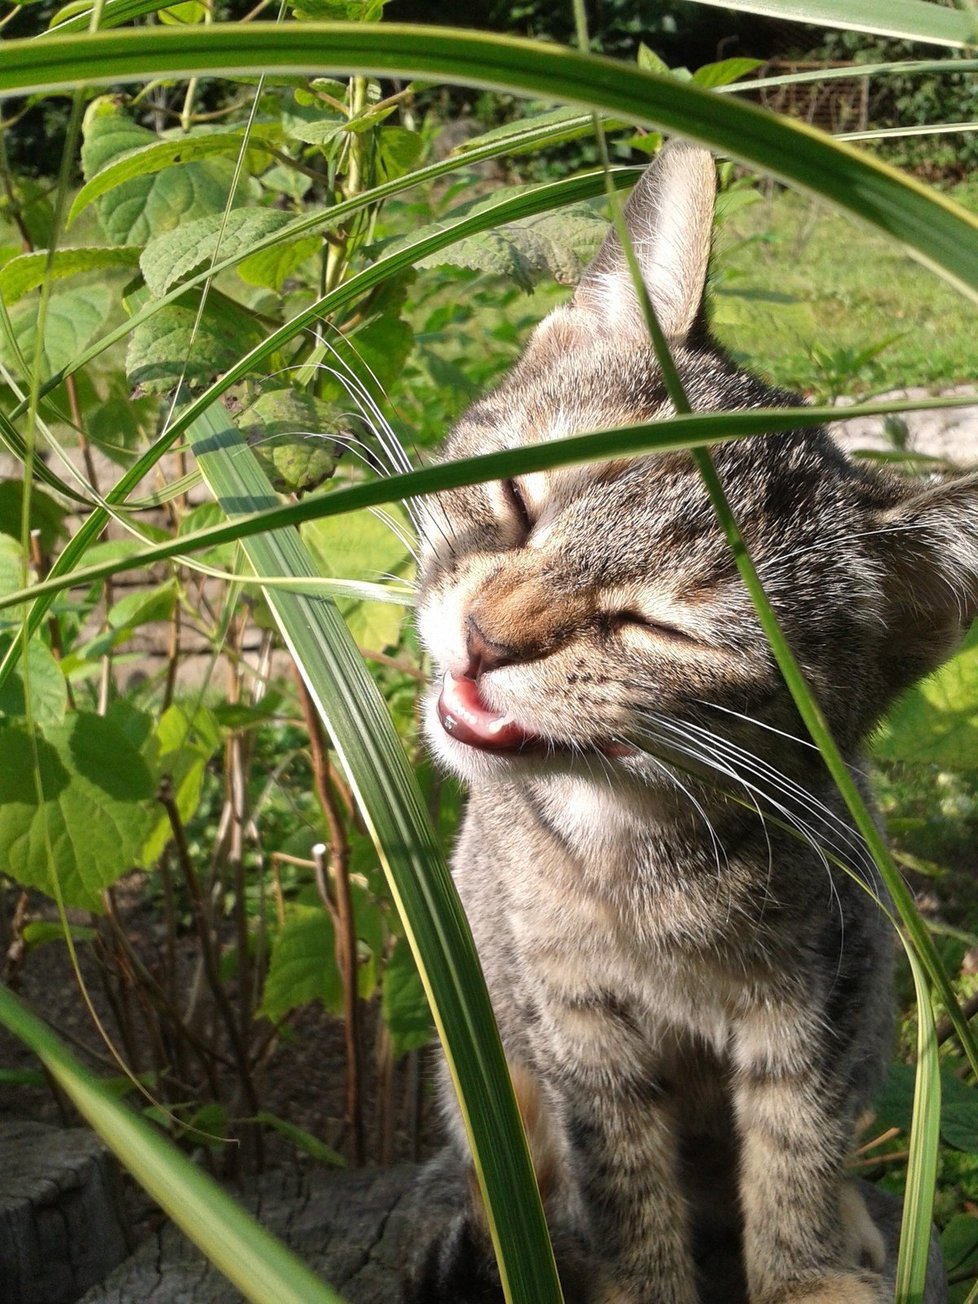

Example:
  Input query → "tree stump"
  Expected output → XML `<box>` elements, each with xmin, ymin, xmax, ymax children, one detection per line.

<box><xmin>77</xmin><ymin>1160</ymin><xmax>947</xmax><ymax>1304</ymax></box>
<box><xmin>0</xmin><ymin>1120</ymin><xmax>131</xmax><ymax>1304</ymax></box>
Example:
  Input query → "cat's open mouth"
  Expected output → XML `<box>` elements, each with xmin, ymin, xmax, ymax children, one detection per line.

<box><xmin>437</xmin><ymin>673</ymin><xmax>539</xmax><ymax>751</ymax></box>
<box><xmin>437</xmin><ymin>674</ymin><xmax>633</xmax><ymax>758</ymax></box>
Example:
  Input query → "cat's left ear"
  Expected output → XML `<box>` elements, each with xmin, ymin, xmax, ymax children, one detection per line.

<box><xmin>873</xmin><ymin>472</ymin><xmax>978</xmax><ymax>689</ymax></box>
<box><xmin>573</xmin><ymin>139</ymin><xmax>716</xmax><ymax>344</ymax></box>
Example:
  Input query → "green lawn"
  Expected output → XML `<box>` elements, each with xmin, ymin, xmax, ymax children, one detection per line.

<box><xmin>711</xmin><ymin>180</ymin><xmax>978</xmax><ymax>401</ymax></box>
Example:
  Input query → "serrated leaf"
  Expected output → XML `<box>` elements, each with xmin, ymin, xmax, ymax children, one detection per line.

<box><xmin>70</xmin><ymin>131</ymin><xmax>276</xmax><ymax>226</ymax></box>
<box><xmin>874</xmin><ymin>625</ymin><xmax>978</xmax><ymax>769</ymax></box>
<box><xmin>2</xmin><ymin>286</ymin><xmax>111</xmax><ymax>379</ymax></box>
<box><xmin>0</xmin><ymin>247</ymin><xmax>140</xmax><ymax>304</ymax></box>
<box><xmin>382</xmin><ymin>935</ymin><xmax>432</xmax><ymax>1058</ymax></box>
<box><xmin>259</xmin><ymin>906</ymin><xmax>342</xmax><ymax>1021</ymax></box>
<box><xmin>125</xmin><ymin>289</ymin><xmax>265</xmax><ymax>393</ymax></box>
<box><xmin>238</xmin><ymin>389</ymin><xmax>344</xmax><ymax>494</ymax></box>
<box><xmin>141</xmin><ymin>208</ymin><xmax>297</xmax><ymax>297</ymax></box>
<box><xmin>302</xmin><ymin>504</ymin><xmax>413</xmax><ymax>650</ymax></box>
<box><xmin>81</xmin><ymin>96</ymin><xmax>243</xmax><ymax>245</ymax></box>
<box><xmin>0</xmin><ymin>635</ymin><xmax>68</xmax><ymax>727</ymax></box>
<box><xmin>238</xmin><ymin>234</ymin><xmax>319</xmax><ymax>291</ymax></box>
<box><xmin>0</xmin><ymin>714</ymin><xmax>154</xmax><ymax>910</ymax></box>
<box><xmin>416</xmin><ymin>201</ymin><xmax>608</xmax><ymax>291</ymax></box>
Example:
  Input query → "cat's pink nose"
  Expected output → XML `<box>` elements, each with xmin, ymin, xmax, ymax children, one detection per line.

<box><xmin>465</xmin><ymin>615</ymin><xmax>517</xmax><ymax>677</ymax></box>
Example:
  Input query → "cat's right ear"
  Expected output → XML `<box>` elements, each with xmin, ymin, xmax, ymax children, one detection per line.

<box><xmin>873</xmin><ymin>471</ymin><xmax>978</xmax><ymax>693</ymax></box>
<box><xmin>572</xmin><ymin>140</ymin><xmax>716</xmax><ymax>345</ymax></box>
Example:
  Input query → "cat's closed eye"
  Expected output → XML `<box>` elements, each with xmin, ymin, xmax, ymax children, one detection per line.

<box><xmin>606</xmin><ymin>610</ymin><xmax>699</xmax><ymax>645</ymax></box>
<box><xmin>500</xmin><ymin>476</ymin><xmax>533</xmax><ymax>537</ymax></box>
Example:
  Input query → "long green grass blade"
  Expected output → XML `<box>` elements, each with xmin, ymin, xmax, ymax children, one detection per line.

<box><xmin>895</xmin><ymin>942</ymin><xmax>941</xmax><ymax>1303</ymax></box>
<box><xmin>681</xmin><ymin>0</ymin><xmax>978</xmax><ymax>48</ymax></box>
<box><xmin>4</xmin><ymin>394</ymin><xmax>974</xmax><ymax>617</ymax></box>
<box><xmin>0</xmin><ymin>26</ymin><xmax>977</xmax><ymax>300</ymax></box>
<box><xmin>185</xmin><ymin>403</ymin><xmax>562</xmax><ymax>1303</ymax></box>
<box><xmin>0</xmin><ymin>986</ymin><xmax>347</xmax><ymax>1304</ymax></box>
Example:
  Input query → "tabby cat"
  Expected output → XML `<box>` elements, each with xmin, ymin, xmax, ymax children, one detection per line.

<box><xmin>403</xmin><ymin>141</ymin><xmax>978</xmax><ymax>1303</ymax></box>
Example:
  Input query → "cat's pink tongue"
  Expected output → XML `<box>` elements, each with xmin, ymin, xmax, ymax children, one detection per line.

<box><xmin>437</xmin><ymin>674</ymin><xmax>535</xmax><ymax>751</ymax></box>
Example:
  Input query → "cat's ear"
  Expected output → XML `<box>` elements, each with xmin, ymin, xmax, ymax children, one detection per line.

<box><xmin>873</xmin><ymin>473</ymin><xmax>978</xmax><ymax>688</ymax></box>
<box><xmin>573</xmin><ymin>140</ymin><xmax>716</xmax><ymax>344</ymax></box>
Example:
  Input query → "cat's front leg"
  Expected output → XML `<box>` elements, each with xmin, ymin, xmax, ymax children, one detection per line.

<box><xmin>732</xmin><ymin>1013</ymin><xmax>886</xmax><ymax>1304</ymax></box>
<box><xmin>537</xmin><ymin>1002</ymin><xmax>698</xmax><ymax>1304</ymax></box>
<box><xmin>401</xmin><ymin>1063</ymin><xmax>596</xmax><ymax>1304</ymax></box>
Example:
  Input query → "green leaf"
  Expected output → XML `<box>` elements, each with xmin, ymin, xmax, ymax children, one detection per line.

<box><xmin>0</xmin><ymin>713</ymin><xmax>154</xmax><ymax>911</ymax></box>
<box><xmin>2</xmin><ymin>286</ymin><xmax>111</xmax><ymax>379</ymax></box>
<box><xmin>81</xmin><ymin>96</ymin><xmax>243</xmax><ymax>246</ymax></box>
<box><xmin>942</xmin><ymin>1102</ymin><xmax>978</xmax><ymax>1154</ymax></box>
<box><xmin>382</xmin><ymin>935</ymin><xmax>433</xmax><ymax>1058</ymax></box>
<box><xmin>302</xmin><ymin>504</ymin><xmax>413</xmax><ymax>651</ymax></box>
<box><xmin>0</xmin><ymin>246</ymin><xmax>140</xmax><ymax>304</ymax></box>
<box><xmin>107</xmin><ymin>578</ymin><xmax>178</xmax><ymax>631</ymax></box>
<box><xmin>942</xmin><ymin>1216</ymin><xmax>978</xmax><ymax>1277</ymax></box>
<box><xmin>291</xmin><ymin>0</ymin><xmax>387</xmax><ymax>22</ymax></box>
<box><xmin>281</xmin><ymin>97</ymin><xmax>347</xmax><ymax>148</ymax></box>
<box><xmin>376</xmin><ymin>124</ymin><xmax>422</xmax><ymax>180</ymax></box>
<box><xmin>0</xmin><ymin>537</ymin><xmax>28</xmax><ymax>625</ymax></box>
<box><xmin>141</xmin><ymin>208</ymin><xmax>298</xmax><ymax>298</ymax></box>
<box><xmin>70</xmin><ymin>130</ymin><xmax>276</xmax><ymax>225</ymax></box>
<box><xmin>237</xmin><ymin>388</ymin><xmax>344</xmax><ymax>494</ymax></box>
<box><xmin>252</xmin><ymin>1112</ymin><xmax>345</xmax><ymax>1166</ymax></box>
<box><xmin>260</xmin><ymin>906</ymin><xmax>342</xmax><ymax>1021</ymax></box>
<box><xmin>0</xmin><ymin>479</ymin><xmax>66</xmax><ymax>554</ymax></box>
<box><xmin>158</xmin><ymin>0</ymin><xmax>208</xmax><ymax>24</ymax></box>
<box><xmin>140</xmin><ymin>702</ymin><xmax>221</xmax><ymax>866</ymax></box>
<box><xmin>238</xmin><ymin>234</ymin><xmax>320</xmax><ymax>291</ymax></box>
<box><xmin>415</xmin><ymin>199</ymin><xmax>608</xmax><ymax>291</ymax></box>
<box><xmin>691</xmin><ymin>57</ymin><xmax>764</xmax><ymax>89</ymax></box>
<box><xmin>125</xmin><ymin>289</ymin><xmax>265</xmax><ymax>393</ymax></box>
<box><xmin>874</xmin><ymin>625</ymin><xmax>978</xmax><ymax>769</ymax></box>
<box><xmin>0</xmin><ymin>635</ymin><xmax>67</xmax><ymax>727</ymax></box>
<box><xmin>22</xmin><ymin>920</ymin><xmax>96</xmax><ymax>947</ymax></box>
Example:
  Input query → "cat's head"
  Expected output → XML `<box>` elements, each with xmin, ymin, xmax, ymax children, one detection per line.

<box><xmin>416</xmin><ymin>142</ymin><xmax>978</xmax><ymax>800</ymax></box>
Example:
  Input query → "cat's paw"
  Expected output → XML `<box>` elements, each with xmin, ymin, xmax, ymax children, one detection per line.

<box><xmin>765</xmin><ymin>1270</ymin><xmax>885</xmax><ymax>1304</ymax></box>
<box><xmin>401</xmin><ymin>1212</ymin><xmax>503</xmax><ymax>1304</ymax></box>
<box><xmin>840</xmin><ymin>1181</ymin><xmax>886</xmax><ymax>1272</ymax></box>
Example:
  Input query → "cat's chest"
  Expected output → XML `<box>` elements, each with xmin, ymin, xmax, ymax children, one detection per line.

<box><xmin>455</xmin><ymin>782</ymin><xmax>775</xmax><ymax>1018</ymax></box>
